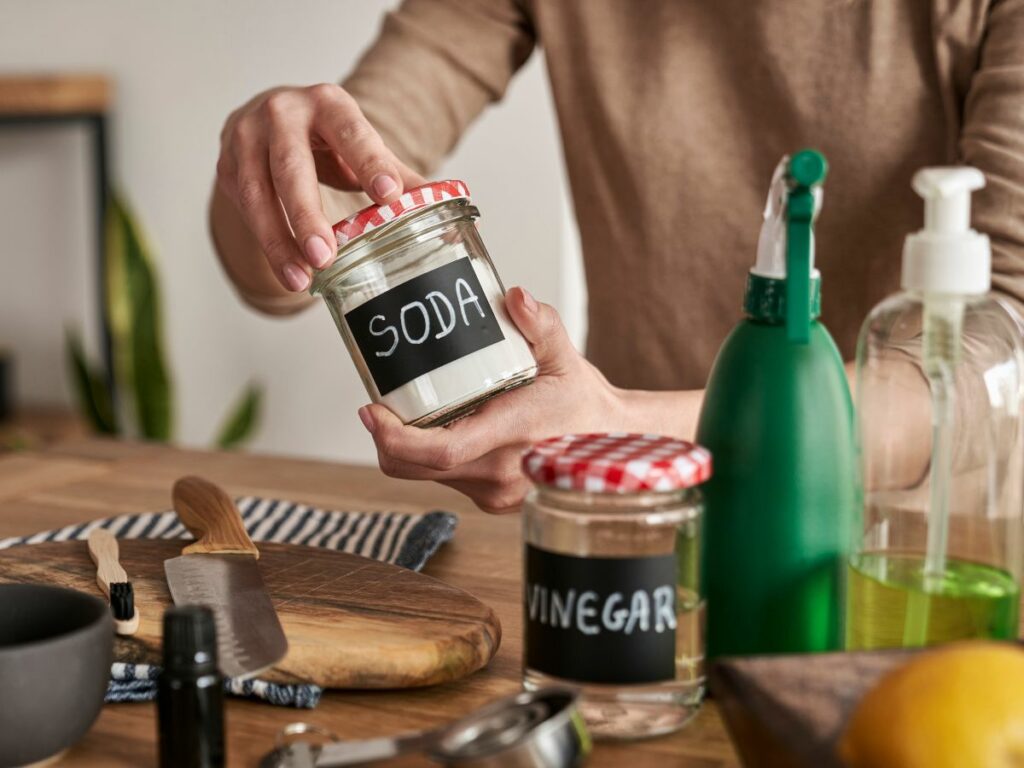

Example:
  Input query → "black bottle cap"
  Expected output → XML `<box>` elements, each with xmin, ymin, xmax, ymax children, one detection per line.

<box><xmin>159</xmin><ymin>606</ymin><xmax>226</xmax><ymax>768</ymax></box>
<box><xmin>163</xmin><ymin>605</ymin><xmax>219</xmax><ymax>676</ymax></box>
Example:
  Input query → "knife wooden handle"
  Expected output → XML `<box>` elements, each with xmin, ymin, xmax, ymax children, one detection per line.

<box><xmin>173</xmin><ymin>476</ymin><xmax>259</xmax><ymax>558</ymax></box>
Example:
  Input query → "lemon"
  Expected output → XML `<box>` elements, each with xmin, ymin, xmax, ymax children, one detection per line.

<box><xmin>839</xmin><ymin>642</ymin><xmax>1024</xmax><ymax>768</ymax></box>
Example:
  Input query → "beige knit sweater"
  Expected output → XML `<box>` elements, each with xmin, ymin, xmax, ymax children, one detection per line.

<box><xmin>340</xmin><ymin>0</ymin><xmax>1024</xmax><ymax>390</ymax></box>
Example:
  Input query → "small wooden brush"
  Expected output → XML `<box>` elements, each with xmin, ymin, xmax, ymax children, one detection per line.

<box><xmin>87</xmin><ymin>528</ymin><xmax>140</xmax><ymax>635</ymax></box>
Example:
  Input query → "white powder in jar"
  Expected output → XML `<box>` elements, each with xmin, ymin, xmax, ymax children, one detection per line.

<box><xmin>338</xmin><ymin>249</ymin><xmax>537</xmax><ymax>426</ymax></box>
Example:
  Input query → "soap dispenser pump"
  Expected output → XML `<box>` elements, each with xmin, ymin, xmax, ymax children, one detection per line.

<box><xmin>697</xmin><ymin>150</ymin><xmax>858</xmax><ymax>658</ymax></box>
<box><xmin>848</xmin><ymin>167</ymin><xmax>1024</xmax><ymax>650</ymax></box>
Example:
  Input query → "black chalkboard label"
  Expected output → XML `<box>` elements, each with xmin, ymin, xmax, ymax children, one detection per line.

<box><xmin>524</xmin><ymin>544</ymin><xmax>678</xmax><ymax>685</ymax></box>
<box><xmin>344</xmin><ymin>258</ymin><xmax>506</xmax><ymax>396</ymax></box>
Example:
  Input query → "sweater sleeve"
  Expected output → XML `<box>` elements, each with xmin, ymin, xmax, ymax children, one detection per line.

<box><xmin>960</xmin><ymin>0</ymin><xmax>1024</xmax><ymax>312</ymax></box>
<box><xmin>341</xmin><ymin>0</ymin><xmax>536</xmax><ymax>175</ymax></box>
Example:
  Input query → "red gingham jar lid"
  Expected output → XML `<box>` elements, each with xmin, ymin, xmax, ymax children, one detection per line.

<box><xmin>332</xmin><ymin>179</ymin><xmax>471</xmax><ymax>248</ymax></box>
<box><xmin>522</xmin><ymin>433</ymin><xmax>712</xmax><ymax>493</ymax></box>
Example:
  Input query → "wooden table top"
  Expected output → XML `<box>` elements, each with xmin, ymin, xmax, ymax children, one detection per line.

<box><xmin>0</xmin><ymin>438</ymin><xmax>739</xmax><ymax>767</ymax></box>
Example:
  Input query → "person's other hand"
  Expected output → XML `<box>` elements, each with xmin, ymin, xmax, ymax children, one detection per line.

<box><xmin>216</xmin><ymin>84</ymin><xmax>425</xmax><ymax>293</ymax></box>
<box><xmin>358</xmin><ymin>287</ymin><xmax>636</xmax><ymax>514</ymax></box>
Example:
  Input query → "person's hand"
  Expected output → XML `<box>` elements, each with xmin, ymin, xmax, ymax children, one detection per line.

<box><xmin>358</xmin><ymin>288</ymin><xmax>696</xmax><ymax>514</ymax></box>
<box><xmin>216</xmin><ymin>84</ymin><xmax>425</xmax><ymax>293</ymax></box>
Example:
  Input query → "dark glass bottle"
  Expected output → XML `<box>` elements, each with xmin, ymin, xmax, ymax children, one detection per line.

<box><xmin>158</xmin><ymin>605</ymin><xmax>225</xmax><ymax>768</ymax></box>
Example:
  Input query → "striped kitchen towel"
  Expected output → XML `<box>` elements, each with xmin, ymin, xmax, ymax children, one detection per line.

<box><xmin>1</xmin><ymin>497</ymin><xmax>458</xmax><ymax>708</ymax></box>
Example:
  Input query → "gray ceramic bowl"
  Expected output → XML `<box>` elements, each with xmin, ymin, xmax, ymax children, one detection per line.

<box><xmin>0</xmin><ymin>584</ymin><xmax>112</xmax><ymax>768</ymax></box>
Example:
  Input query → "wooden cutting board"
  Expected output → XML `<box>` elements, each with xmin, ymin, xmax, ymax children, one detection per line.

<box><xmin>709</xmin><ymin>648</ymin><xmax>918</xmax><ymax>768</ymax></box>
<box><xmin>0</xmin><ymin>539</ymin><xmax>501</xmax><ymax>689</ymax></box>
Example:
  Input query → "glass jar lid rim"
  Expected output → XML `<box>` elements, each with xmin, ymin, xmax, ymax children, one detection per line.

<box><xmin>333</xmin><ymin>179</ymin><xmax>470</xmax><ymax>248</ymax></box>
<box><xmin>310</xmin><ymin>180</ymin><xmax>471</xmax><ymax>295</ymax></box>
<box><xmin>522</xmin><ymin>432</ymin><xmax>713</xmax><ymax>493</ymax></box>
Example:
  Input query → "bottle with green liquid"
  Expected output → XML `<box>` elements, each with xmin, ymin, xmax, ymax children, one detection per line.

<box><xmin>849</xmin><ymin>167</ymin><xmax>1024</xmax><ymax>650</ymax></box>
<box><xmin>698</xmin><ymin>150</ymin><xmax>858</xmax><ymax>657</ymax></box>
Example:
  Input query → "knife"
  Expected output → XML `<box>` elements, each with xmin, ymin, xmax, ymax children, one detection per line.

<box><xmin>165</xmin><ymin>475</ymin><xmax>288</xmax><ymax>679</ymax></box>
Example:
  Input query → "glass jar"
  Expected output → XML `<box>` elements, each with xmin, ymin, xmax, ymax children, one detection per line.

<box><xmin>311</xmin><ymin>180</ymin><xmax>537</xmax><ymax>427</ymax></box>
<box><xmin>521</xmin><ymin>433</ymin><xmax>712</xmax><ymax>740</ymax></box>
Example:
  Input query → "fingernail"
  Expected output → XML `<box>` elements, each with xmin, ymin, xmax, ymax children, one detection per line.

<box><xmin>304</xmin><ymin>235</ymin><xmax>334</xmax><ymax>269</ymax></box>
<box><xmin>282</xmin><ymin>262</ymin><xmax>310</xmax><ymax>292</ymax></box>
<box><xmin>371</xmin><ymin>174</ymin><xmax>398</xmax><ymax>199</ymax></box>
<box><xmin>358</xmin><ymin>406</ymin><xmax>375</xmax><ymax>433</ymax></box>
<box><xmin>521</xmin><ymin>288</ymin><xmax>538</xmax><ymax>313</ymax></box>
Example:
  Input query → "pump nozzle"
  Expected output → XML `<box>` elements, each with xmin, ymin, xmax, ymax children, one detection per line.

<box><xmin>902</xmin><ymin>167</ymin><xmax>990</xmax><ymax>295</ymax></box>
<box><xmin>913</xmin><ymin>167</ymin><xmax>985</xmax><ymax>234</ymax></box>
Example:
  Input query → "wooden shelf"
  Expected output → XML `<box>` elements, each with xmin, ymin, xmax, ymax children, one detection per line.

<box><xmin>0</xmin><ymin>405</ymin><xmax>88</xmax><ymax>451</ymax></box>
<box><xmin>0</xmin><ymin>74</ymin><xmax>111</xmax><ymax>116</ymax></box>
<box><xmin>0</xmin><ymin>76</ymin><xmax>115</xmax><ymax>434</ymax></box>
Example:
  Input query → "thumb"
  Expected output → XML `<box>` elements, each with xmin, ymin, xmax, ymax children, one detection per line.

<box><xmin>505</xmin><ymin>287</ymin><xmax>578</xmax><ymax>374</ymax></box>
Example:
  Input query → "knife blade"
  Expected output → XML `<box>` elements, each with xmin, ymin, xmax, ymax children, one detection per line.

<box><xmin>164</xmin><ymin>476</ymin><xmax>288</xmax><ymax>679</ymax></box>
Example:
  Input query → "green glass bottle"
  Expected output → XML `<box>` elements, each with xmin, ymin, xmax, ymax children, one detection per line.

<box><xmin>697</xmin><ymin>150</ymin><xmax>858</xmax><ymax>658</ymax></box>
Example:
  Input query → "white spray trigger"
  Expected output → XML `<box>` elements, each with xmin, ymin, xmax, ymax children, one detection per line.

<box><xmin>752</xmin><ymin>156</ymin><xmax>823</xmax><ymax>279</ymax></box>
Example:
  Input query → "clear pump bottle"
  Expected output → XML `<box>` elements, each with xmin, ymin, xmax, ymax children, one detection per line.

<box><xmin>849</xmin><ymin>167</ymin><xmax>1024</xmax><ymax>650</ymax></box>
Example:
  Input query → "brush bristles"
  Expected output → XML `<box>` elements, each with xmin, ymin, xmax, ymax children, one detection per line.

<box><xmin>109</xmin><ymin>581</ymin><xmax>135</xmax><ymax>621</ymax></box>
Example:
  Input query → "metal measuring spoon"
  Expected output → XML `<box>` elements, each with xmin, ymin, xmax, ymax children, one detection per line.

<box><xmin>260</xmin><ymin>687</ymin><xmax>590</xmax><ymax>768</ymax></box>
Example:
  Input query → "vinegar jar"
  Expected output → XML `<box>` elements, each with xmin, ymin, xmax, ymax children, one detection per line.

<box><xmin>311</xmin><ymin>180</ymin><xmax>537</xmax><ymax>427</ymax></box>
<box><xmin>520</xmin><ymin>433</ymin><xmax>712</xmax><ymax>740</ymax></box>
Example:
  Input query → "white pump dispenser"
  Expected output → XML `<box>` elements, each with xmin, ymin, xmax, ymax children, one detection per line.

<box><xmin>850</xmin><ymin>164</ymin><xmax>1024</xmax><ymax>651</ymax></box>
<box><xmin>901</xmin><ymin>167</ymin><xmax>990</xmax><ymax>295</ymax></box>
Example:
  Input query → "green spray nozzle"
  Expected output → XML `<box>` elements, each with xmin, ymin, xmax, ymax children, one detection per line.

<box><xmin>785</xmin><ymin>150</ymin><xmax>828</xmax><ymax>343</ymax></box>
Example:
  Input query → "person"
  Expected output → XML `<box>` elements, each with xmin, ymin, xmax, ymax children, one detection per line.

<box><xmin>210</xmin><ymin>0</ymin><xmax>1024</xmax><ymax>513</ymax></box>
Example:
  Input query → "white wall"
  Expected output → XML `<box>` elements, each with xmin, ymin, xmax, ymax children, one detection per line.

<box><xmin>0</xmin><ymin>1</ymin><xmax>582</xmax><ymax>463</ymax></box>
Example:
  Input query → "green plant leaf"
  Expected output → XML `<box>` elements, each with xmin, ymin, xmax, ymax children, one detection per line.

<box><xmin>215</xmin><ymin>384</ymin><xmax>263</xmax><ymax>449</ymax></box>
<box><xmin>65</xmin><ymin>328</ymin><xmax>118</xmax><ymax>434</ymax></box>
<box><xmin>105</xmin><ymin>193</ymin><xmax>173</xmax><ymax>440</ymax></box>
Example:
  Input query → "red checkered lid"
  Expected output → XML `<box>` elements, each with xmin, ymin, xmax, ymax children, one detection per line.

<box><xmin>332</xmin><ymin>179</ymin><xmax>471</xmax><ymax>248</ymax></box>
<box><xmin>522</xmin><ymin>433</ymin><xmax>712</xmax><ymax>493</ymax></box>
